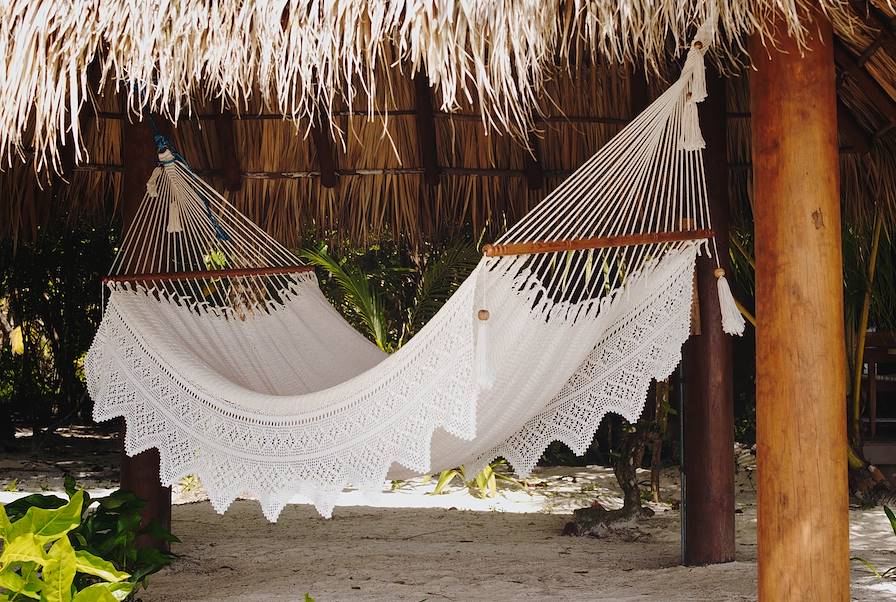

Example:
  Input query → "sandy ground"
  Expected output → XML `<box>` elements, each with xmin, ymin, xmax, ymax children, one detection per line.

<box><xmin>2</xmin><ymin>432</ymin><xmax>896</xmax><ymax>601</ymax></box>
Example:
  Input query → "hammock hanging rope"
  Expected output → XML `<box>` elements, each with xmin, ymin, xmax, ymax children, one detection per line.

<box><xmin>85</xmin><ymin>22</ymin><xmax>743</xmax><ymax>521</ymax></box>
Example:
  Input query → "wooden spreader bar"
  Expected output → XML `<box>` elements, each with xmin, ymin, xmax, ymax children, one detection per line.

<box><xmin>481</xmin><ymin>229</ymin><xmax>714</xmax><ymax>257</ymax></box>
<box><xmin>103</xmin><ymin>265</ymin><xmax>315</xmax><ymax>285</ymax></box>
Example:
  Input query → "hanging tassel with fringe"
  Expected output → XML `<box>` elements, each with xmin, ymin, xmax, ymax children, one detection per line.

<box><xmin>715</xmin><ymin>268</ymin><xmax>745</xmax><ymax>336</ymax></box>
<box><xmin>680</xmin><ymin>101</ymin><xmax>705</xmax><ymax>151</ymax></box>
<box><xmin>167</xmin><ymin>198</ymin><xmax>183</xmax><ymax>233</ymax></box>
<box><xmin>476</xmin><ymin>308</ymin><xmax>495</xmax><ymax>390</ymax></box>
<box><xmin>678</xmin><ymin>30</ymin><xmax>709</xmax><ymax>151</ymax></box>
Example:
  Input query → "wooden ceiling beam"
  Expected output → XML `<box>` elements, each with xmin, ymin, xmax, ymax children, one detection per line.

<box><xmin>413</xmin><ymin>73</ymin><xmax>441</xmax><ymax>187</ymax></box>
<box><xmin>837</xmin><ymin>99</ymin><xmax>872</xmax><ymax>154</ymax></box>
<box><xmin>848</xmin><ymin>0</ymin><xmax>896</xmax><ymax>60</ymax></box>
<box><xmin>215</xmin><ymin>111</ymin><xmax>242</xmax><ymax>191</ymax></box>
<box><xmin>833</xmin><ymin>38</ymin><xmax>896</xmax><ymax>127</ymax></box>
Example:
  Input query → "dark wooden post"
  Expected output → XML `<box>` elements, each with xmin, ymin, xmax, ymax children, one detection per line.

<box><xmin>309</xmin><ymin>115</ymin><xmax>338</xmax><ymax>189</ymax></box>
<box><xmin>681</xmin><ymin>68</ymin><xmax>736</xmax><ymax>565</ymax></box>
<box><xmin>750</xmin><ymin>13</ymin><xmax>850</xmax><ymax>601</ymax></box>
<box><xmin>413</xmin><ymin>73</ymin><xmax>441</xmax><ymax>187</ymax></box>
<box><xmin>119</xmin><ymin>106</ymin><xmax>173</xmax><ymax>550</ymax></box>
<box><xmin>523</xmin><ymin>132</ymin><xmax>544</xmax><ymax>190</ymax></box>
<box><xmin>215</xmin><ymin>111</ymin><xmax>242</xmax><ymax>191</ymax></box>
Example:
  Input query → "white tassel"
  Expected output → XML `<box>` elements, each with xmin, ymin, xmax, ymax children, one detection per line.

<box><xmin>688</xmin><ymin>49</ymin><xmax>707</xmax><ymax>104</ymax></box>
<box><xmin>678</xmin><ymin>41</ymin><xmax>707</xmax><ymax>151</ymax></box>
<box><xmin>679</xmin><ymin>101</ymin><xmax>705</xmax><ymax>151</ymax></box>
<box><xmin>145</xmin><ymin>167</ymin><xmax>161</xmax><ymax>198</ymax></box>
<box><xmin>715</xmin><ymin>269</ymin><xmax>745</xmax><ymax>336</ymax></box>
<box><xmin>167</xmin><ymin>199</ymin><xmax>183</xmax><ymax>233</ymax></box>
<box><xmin>476</xmin><ymin>309</ymin><xmax>496</xmax><ymax>391</ymax></box>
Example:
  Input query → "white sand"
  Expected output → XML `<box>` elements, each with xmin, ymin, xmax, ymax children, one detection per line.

<box><xmin>3</xmin><ymin>443</ymin><xmax>895</xmax><ymax>601</ymax></box>
<box><xmin>143</xmin><ymin>463</ymin><xmax>894</xmax><ymax>601</ymax></box>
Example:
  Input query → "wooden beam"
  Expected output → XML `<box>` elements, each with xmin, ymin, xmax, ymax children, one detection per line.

<box><xmin>848</xmin><ymin>0</ymin><xmax>896</xmax><ymax>59</ymax></box>
<box><xmin>413</xmin><ymin>73</ymin><xmax>441</xmax><ymax>186</ymax></box>
<box><xmin>751</xmin><ymin>13</ymin><xmax>850</xmax><ymax>601</ymax></box>
<box><xmin>837</xmin><ymin>99</ymin><xmax>872</xmax><ymax>154</ymax></box>
<box><xmin>834</xmin><ymin>38</ymin><xmax>896</xmax><ymax>126</ymax></box>
<box><xmin>523</xmin><ymin>133</ymin><xmax>544</xmax><ymax>190</ymax></box>
<box><xmin>682</xmin><ymin>66</ymin><xmax>736</xmax><ymax>566</ymax></box>
<box><xmin>309</xmin><ymin>116</ymin><xmax>338</xmax><ymax>188</ymax></box>
<box><xmin>215</xmin><ymin>111</ymin><xmax>242</xmax><ymax>191</ymax></box>
<box><xmin>118</xmin><ymin>103</ymin><xmax>173</xmax><ymax>552</ymax></box>
<box><xmin>481</xmin><ymin>229</ymin><xmax>713</xmax><ymax>257</ymax></box>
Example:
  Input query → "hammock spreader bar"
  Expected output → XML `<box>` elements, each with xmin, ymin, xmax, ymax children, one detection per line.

<box><xmin>102</xmin><ymin>265</ymin><xmax>315</xmax><ymax>285</ymax></box>
<box><xmin>481</xmin><ymin>229</ymin><xmax>714</xmax><ymax>257</ymax></box>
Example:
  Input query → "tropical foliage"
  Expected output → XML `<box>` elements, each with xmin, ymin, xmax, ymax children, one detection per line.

<box><xmin>1</xmin><ymin>476</ymin><xmax>176</xmax><ymax>600</ymax></box>
<box><xmin>0</xmin><ymin>491</ymin><xmax>132</xmax><ymax>601</ymax></box>
<box><xmin>300</xmin><ymin>236</ymin><xmax>481</xmax><ymax>351</ymax></box>
<box><xmin>0</xmin><ymin>219</ymin><xmax>116</xmax><ymax>445</ymax></box>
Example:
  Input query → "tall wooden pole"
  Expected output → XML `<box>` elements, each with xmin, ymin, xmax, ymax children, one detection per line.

<box><xmin>682</xmin><ymin>68</ymin><xmax>735</xmax><ymax>566</ymax></box>
<box><xmin>119</xmin><ymin>108</ymin><xmax>173</xmax><ymax>550</ymax></box>
<box><xmin>750</xmin><ymin>13</ymin><xmax>849</xmax><ymax>601</ymax></box>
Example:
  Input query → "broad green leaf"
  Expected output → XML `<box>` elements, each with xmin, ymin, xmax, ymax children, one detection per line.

<box><xmin>72</xmin><ymin>582</ymin><xmax>132</xmax><ymax>602</ymax></box>
<box><xmin>1</xmin><ymin>495</ymin><xmax>66</xmax><ymax>523</ymax></box>
<box><xmin>71</xmin><ymin>585</ymin><xmax>118</xmax><ymax>602</ymax></box>
<box><xmin>7</xmin><ymin>492</ymin><xmax>83</xmax><ymax>544</ymax></box>
<box><xmin>73</xmin><ymin>550</ymin><xmax>129</xmax><ymax>583</ymax></box>
<box><xmin>0</xmin><ymin>534</ymin><xmax>46</xmax><ymax>567</ymax></box>
<box><xmin>0</xmin><ymin>505</ymin><xmax>11</xmax><ymax>539</ymax></box>
<box><xmin>16</xmin><ymin>562</ymin><xmax>43</xmax><ymax>599</ymax></box>
<box><xmin>0</xmin><ymin>566</ymin><xmax>25</xmax><ymax>593</ymax></box>
<box><xmin>42</xmin><ymin>536</ymin><xmax>77</xmax><ymax>602</ymax></box>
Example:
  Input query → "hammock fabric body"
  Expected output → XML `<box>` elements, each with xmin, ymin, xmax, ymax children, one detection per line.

<box><xmin>86</xmin><ymin>24</ymin><xmax>739</xmax><ymax>521</ymax></box>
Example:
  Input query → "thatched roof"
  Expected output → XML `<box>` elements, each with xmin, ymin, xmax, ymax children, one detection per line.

<box><xmin>1</xmin><ymin>1</ymin><xmax>895</xmax><ymax>245</ymax></box>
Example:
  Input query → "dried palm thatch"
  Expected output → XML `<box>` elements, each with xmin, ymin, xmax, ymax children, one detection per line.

<box><xmin>0</xmin><ymin>0</ymin><xmax>895</xmax><ymax>248</ymax></box>
<box><xmin>0</xmin><ymin>0</ymin><xmax>871</xmax><ymax>169</ymax></box>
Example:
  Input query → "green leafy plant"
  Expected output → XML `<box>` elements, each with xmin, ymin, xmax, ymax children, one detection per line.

<box><xmin>0</xmin><ymin>490</ymin><xmax>133</xmax><ymax>601</ymax></box>
<box><xmin>2</xmin><ymin>476</ymin><xmax>177</xmax><ymax>597</ymax></box>
<box><xmin>432</xmin><ymin>459</ymin><xmax>524</xmax><ymax>499</ymax></box>
<box><xmin>852</xmin><ymin>505</ymin><xmax>896</xmax><ymax>579</ymax></box>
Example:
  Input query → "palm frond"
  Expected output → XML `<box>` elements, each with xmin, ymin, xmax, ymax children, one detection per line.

<box><xmin>402</xmin><ymin>239</ymin><xmax>480</xmax><ymax>344</ymax></box>
<box><xmin>299</xmin><ymin>243</ymin><xmax>390</xmax><ymax>351</ymax></box>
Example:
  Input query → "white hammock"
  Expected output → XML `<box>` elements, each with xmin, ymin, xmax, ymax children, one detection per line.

<box><xmin>85</xmin><ymin>24</ymin><xmax>743</xmax><ymax>521</ymax></box>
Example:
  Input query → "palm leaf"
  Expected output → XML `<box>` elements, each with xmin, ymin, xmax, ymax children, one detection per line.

<box><xmin>402</xmin><ymin>239</ymin><xmax>480</xmax><ymax>344</ymax></box>
<box><xmin>299</xmin><ymin>243</ymin><xmax>391</xmax><ymax>351</ymax></box>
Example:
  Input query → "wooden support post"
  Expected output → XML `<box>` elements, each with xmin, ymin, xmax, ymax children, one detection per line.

<box><xmin>681</xmin><ymin>68</ymin><xmax>735</xmax><ymax>566</ymax></box>
<box><xmin>215</xmin><ymin>111</ymin><xmax>242</xmax><ymax>191</ymax></box>
<box><xmin>119</xmin><ymin>106</ymin><xmax>173</xmax><ymax>551</ymax></box>
<box><xmin>309</xmin><ymin>116</ymin><xmax>338</xmax><ymax>189</ymax></box>
<box><xmin>750</xmin><ymin>13</ymin><xmax>850</xmax><ymax>601</ymax></box>
<box><xmin>413</xmin><ymin>73</ymin><xmax>441</xmax><ymax>187</ymax></box>
<box><xmin>523</xmin><ymin>133</ymin><xmax>544</xmax><ymax>190</ymax></box>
